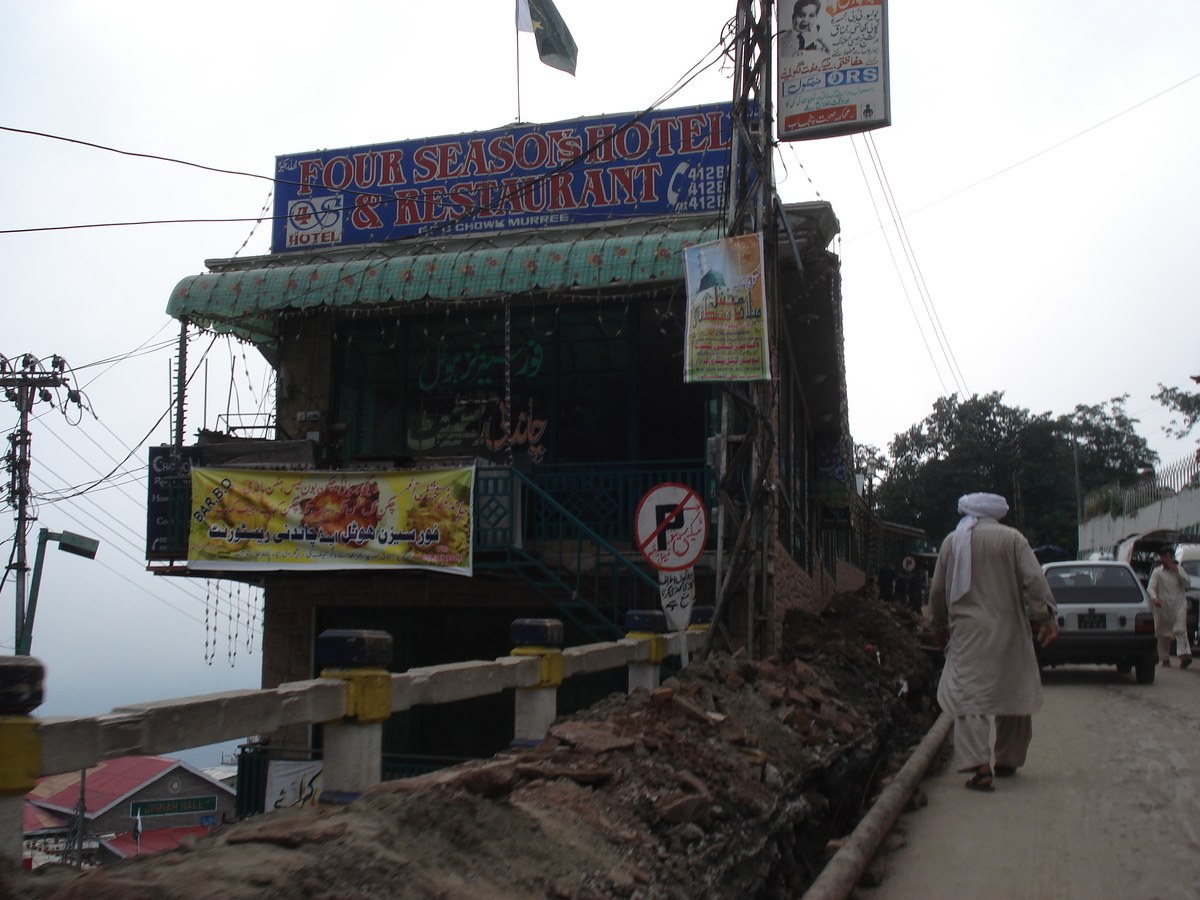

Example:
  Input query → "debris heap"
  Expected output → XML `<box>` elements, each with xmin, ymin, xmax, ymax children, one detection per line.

<box><xmin>12</xmin><ymin>593</ymin><xmax>939</xmax><ymax>900</ymax></box>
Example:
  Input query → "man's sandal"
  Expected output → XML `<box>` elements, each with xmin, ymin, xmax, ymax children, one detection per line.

<box><xmin>994</xmin><ymin>765</ymin><xmax>1017</xmax><ymax>778</ymax></box>
<box><xmin>965</xmin><ymin>769</ymin><xmax>995</xmax><ymax>792</ymax></box>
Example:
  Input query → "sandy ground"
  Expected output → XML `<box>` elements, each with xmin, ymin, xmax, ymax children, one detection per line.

<box><xmin>861</xmin><ymin>664</ymin><xmax>1200</xmax><ymax>900</ymax></box>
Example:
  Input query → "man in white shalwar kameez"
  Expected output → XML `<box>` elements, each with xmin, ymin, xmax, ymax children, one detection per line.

<box><xmin>929</xmin><ymin>493</ymin><xmax>1058</xmax><ymax>791</ymax></box>
<box><xmin>1147</xmin><ymin>547</ymin><xmax>1192</xmax><ymax>668</ymax></box>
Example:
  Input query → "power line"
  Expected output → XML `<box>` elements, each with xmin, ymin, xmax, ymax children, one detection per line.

<box><xmin>861</xmin><ymin>132</ymin><xmax>969</xmax><ymax>396</ymax></box>
<box><xmin>849</xmin><ymin>138</ymin><xmax>950</xmax><ymax>396</ymax></box>
<box><xmin>0</xmin><ymin>31</ymin><xmax>738</xmax><ymax>241</ymax></box>
<box><xmin>30</xmin><ymin>450</ymin><xmax>262</xmax><ymax>629</ymax></box>
<box><xmin>34</xmin><ymin>334</ymin><xmax>220</xmax><ymax>503</ymax></box>
<box><xmin>865</xmin><ymin>69</ymin><xmax>1200</xmax><ymax>229</ymax></box>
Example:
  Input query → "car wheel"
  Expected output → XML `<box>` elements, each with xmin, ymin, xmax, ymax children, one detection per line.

<box><xmin>1135</xmin><ymin>657</ymin><xmax>1157</xmax><ymax>685</ymax></box>
<box><xmin>1116</xmin><ymin>662</ymin><xmax>1133</xmax><ymax>675</ymax></box>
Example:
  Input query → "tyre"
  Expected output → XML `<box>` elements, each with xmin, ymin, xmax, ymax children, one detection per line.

<box><xmin>1135</xmin><ymin>657</ymin><xmax>1157</xmax><ymax>685</ymax></box>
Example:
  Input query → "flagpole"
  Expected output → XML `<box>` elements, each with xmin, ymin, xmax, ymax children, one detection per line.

<box><xmin>515</xmin><ymin>13</ymin><xmax>522</xmax><ymax>122</ymax></box>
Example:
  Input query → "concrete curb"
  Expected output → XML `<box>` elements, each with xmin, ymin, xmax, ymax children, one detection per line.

<box><xmin>799</xmin><ymin>711</ymin><xmax>952</xmax><ymax>900</ymax></box>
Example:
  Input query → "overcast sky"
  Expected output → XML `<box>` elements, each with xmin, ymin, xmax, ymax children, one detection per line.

<box><xmin>2</xmin><ymin>1</ymin><xmax>1198</xmax><ymax>765</ymax></box>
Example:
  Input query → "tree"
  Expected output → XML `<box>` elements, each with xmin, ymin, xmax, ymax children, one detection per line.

<box><xmin>1152</xmin><ymin>380</ymin><xmax>1200</xmax><ymax>440</ymax></box>
<box><xmin>1057</xmin><ymin>395</ymin><xmax>1158</xmax><ymax>491</ymax></box>
<box><xmin>875</xmin><ymin>393</ymin><xmax>1156</xmax><ymax>557</ymax></box>
<box><xmin>853</xmin><ymin>443</ymin><xmax>887</xmax><ymax>477</ymax></box>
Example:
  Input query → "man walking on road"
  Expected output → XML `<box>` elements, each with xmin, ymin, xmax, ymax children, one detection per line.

<box><xmin>1148</xmin><ymin>547</ymin><xmax>1192</xmax><ymax>668</ymax></box>
<box><xmin>929</xmin><ymin>493</ymin><xmax>1058</xmax><ymax>792</ymax></box>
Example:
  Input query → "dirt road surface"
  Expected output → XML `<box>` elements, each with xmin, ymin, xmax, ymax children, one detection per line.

<box><xmin>862</xmin><ymin>665</ymin><xmax>1200</xmax><ymax>900</ymax></box>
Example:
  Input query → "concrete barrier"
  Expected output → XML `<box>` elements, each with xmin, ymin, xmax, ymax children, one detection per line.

<box><xmin>1</xmin><ymin>621</ymin><xmax>710</xmax><ymax>870</ymax></box>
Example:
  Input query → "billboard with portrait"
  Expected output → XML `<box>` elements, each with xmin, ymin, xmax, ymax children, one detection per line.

<box><xmin>777</xmin><ymin>0</ymin><xmax>891</xmax><ymax>141</ymax></box>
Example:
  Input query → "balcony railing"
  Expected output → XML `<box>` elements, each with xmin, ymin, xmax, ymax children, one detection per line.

<box><xmin>151</xmin><ymin>458</ymin><xmax>710</xmax><ymax>642</ymax></box>
<box><xmin>475</xmin><ymin>467</ymin><xmax>670</xmax><ymax>641</ymax></box>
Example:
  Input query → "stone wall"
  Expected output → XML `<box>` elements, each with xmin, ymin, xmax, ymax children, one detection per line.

<box><xmin>765</xmin><ymin>541</ymin><xmax>864</xmax><ymax>656</ymax></box>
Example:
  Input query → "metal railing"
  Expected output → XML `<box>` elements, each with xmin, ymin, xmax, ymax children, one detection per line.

<box><xmin>1083</xmin><ymin>451</ymin><xmax>1200</xmax><ymax>520</ymax></box>
<box><xmin>154</xmin><ymin>459</ymin><xmax>706</xmax><ymax>642</ymax></box>
<box><xmin>475</xmin><ymin>467</ymin><xmax>665</xmax><ymax>642</ymax></box>
<box><xmin>530</xmin><ymin>460</ymin><xmax>710</xmax><ymax>540</ymax></box>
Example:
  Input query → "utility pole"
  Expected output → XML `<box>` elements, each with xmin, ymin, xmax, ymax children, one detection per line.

<box><xmin>706</xmin><ymin>0</ymin><xmax>777</xmax><ymax>660</ymax></box>
<box><xmin>0</xmin><ymin>354</ymin><xmax>85</xmax><ymax>651</ymax></box>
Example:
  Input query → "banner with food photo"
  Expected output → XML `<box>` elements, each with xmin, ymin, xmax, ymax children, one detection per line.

<box><xmin>187</xmin><ymin>467</ymin><xmax>474</xmax><ymax>575</ymax></box>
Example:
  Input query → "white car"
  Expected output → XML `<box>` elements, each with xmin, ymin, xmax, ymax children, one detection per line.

<box><xmin>1039</xmin><ymin>561</ymin><xmax>1158</xmax><ymax>684</ymax></box>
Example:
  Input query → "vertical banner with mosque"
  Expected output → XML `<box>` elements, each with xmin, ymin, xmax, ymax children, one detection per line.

<box><xmin>682</xmin><ymin>233</ymin><xmax>770</xmax><ymax>382</ymax></box>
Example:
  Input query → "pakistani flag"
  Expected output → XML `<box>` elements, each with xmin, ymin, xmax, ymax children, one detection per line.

<box><xmin>516</xmin><ymin>0</ymin><xmax>578</xmax><ymax>76</ymax></box>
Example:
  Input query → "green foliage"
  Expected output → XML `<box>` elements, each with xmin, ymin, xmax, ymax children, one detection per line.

<box><xmin>853</xmin><ymin>442</ymin><xmax>887</xmax><ymax>476</ymax></box>
<box><xmin>875</xmin><ymin>393</ymin><xmax>1157</xmax><ymax>557</ymax></box>
<box><xmin>1083</xmin><ymin>491</ymin><xmax>1124</xmax><ymax>520</ymax></box>
<box><xmin>1152</xmin><ymin>382</ymin><xmax>1200</xmax><ymax>439</ymax></box>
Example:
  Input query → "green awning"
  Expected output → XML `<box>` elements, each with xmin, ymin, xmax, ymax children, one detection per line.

<box><xmin>168</xmin><ymin>227</ymin><xmax>720</xmax><ymax>343</ymax></box>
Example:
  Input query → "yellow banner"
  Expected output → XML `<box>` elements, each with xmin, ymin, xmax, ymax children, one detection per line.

<box><xmin>188</xmin><ymin>467</ymin><xmax>473</xmax><ymax>574</ymax></box>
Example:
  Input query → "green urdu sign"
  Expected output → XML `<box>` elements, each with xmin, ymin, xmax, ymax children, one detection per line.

<box><xmin>130</xmin><ymin>796</ymin><xmax>217</xmax><ymax>817</ymax></box>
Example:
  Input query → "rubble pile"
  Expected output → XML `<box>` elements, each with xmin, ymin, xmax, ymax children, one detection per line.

<box><xmin>11</xmin><ymin>593</ymin><xmax>940</xmax><ymax>900</ymax></box>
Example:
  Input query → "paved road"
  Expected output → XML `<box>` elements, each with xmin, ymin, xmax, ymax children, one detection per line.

<box><xmin>862</xmin><ymin>665</ymin><xmax>1200</xmax><ymax>900</ymax></box>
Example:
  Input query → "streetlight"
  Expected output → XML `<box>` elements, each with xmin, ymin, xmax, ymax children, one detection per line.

<box><xmin>15</xmin><ymin>529</ymin><xmax>99</xmax><ymax>656</ymax></box>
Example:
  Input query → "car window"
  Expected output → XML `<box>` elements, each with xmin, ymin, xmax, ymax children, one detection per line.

<box><xmin>1182</xmin><ymin>561</ymin><xmax>1200</xmax><ymax>578</ymax></box>
<box><xmin>1045</xmin><ymin>565</ymin><xmax>1143</xmax><ymax>604</ymax></box>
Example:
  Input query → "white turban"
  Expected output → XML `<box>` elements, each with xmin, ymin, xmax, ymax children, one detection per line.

<box><xmin>947</xmin><ymin>492</ymin><xmax>1010</xmax><ymax>605</ymax></box>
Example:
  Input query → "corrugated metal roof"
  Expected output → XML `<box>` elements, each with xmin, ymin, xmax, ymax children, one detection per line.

<box><xmin>23</xmin><ymin>801</ymin><xmax>66</xmax><ymax>833</ymax></box>
<box><xmin>27</xmin><ymin>756</ymin><xmax>180</xmax><ymax>817</ymax></box>
<box><xmin>167</xmin><ymin>226</ymin><xmax>720</xmax><ymax>343</ymax></box>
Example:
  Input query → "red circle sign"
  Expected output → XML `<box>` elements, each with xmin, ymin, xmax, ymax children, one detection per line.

<box><xmin>634</xmin><ymin>483</ymin><xmax>709</xmax><ymax>572</ymax></box>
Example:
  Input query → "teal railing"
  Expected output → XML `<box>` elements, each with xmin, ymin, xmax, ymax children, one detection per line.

<box><xmin>529</xmin><ymin>460</ymin><xmax>710</xmax><ymax>541</ymax></box>
<box><xmin>157</xmin><ymin>460</ymin><xmax>704</xmax><ymax>643</ymax></box>
<box><xmin>475</xmin><ymin>467</ymin><xmax>667</xmax><ymax>642</ymax></box>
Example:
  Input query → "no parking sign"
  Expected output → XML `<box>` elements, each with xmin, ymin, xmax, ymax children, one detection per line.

<box><xmin>634</xmin><ymin>483</ymin><xmax>709</xmax><ymax>572</ymax></box>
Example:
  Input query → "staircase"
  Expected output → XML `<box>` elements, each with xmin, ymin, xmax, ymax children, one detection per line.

<box><xmin>474</xmin><ymin>466</ymin><xmax>674</xmax><ymax>642</ymax></box>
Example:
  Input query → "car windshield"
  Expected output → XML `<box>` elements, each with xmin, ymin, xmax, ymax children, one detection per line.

<box><xmin>1044</xmin><ymin>565</ymin><xmax>1143</xmax><ymax>604</ymax></box>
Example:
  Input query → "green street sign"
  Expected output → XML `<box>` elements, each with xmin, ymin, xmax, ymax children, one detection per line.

<box><xmin>130</xmin><ymin>796</ymin><xmax>217</xmax><ymax>817</ymax></box>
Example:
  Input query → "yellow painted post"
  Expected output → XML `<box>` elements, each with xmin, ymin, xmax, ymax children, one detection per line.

<box><xmin>316</xmin><ymin>629</ymin><xmax>393</xmax><ymax>803</ymax></box>
<box><xmin>510</xmin><ymin>619</ymin><xmax>563</xmax><ymax>746</ymax></box>
<box><xmin>625</xmin><ymin>609</ymin><xmax>667</xmax><ymax>693</ymax></box>
<box><xmin>0</xmin><ymin>656</ymin><xmax>44</xmax><ymax>872</ymax></box>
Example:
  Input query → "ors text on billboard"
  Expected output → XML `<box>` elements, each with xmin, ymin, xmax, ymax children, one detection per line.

<box><xmin>777</xmin><ymin>0</ymin><xmax>890</xmax><ymax>141</ymax></box>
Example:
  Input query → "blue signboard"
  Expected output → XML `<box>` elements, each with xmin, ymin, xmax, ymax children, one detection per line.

<box><xmin>271</xmin><ymin>103</ymin><xmax>733</xmax><ymax>253</ymax></box>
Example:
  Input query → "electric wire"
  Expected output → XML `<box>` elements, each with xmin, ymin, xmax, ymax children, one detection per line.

<box><xmin>897</xmin><ymin>69</ymin><xmax>1200</xmax><ymax>223</ymax></box>
<box><xmin>0</xmin><ymin>25</ymin><xmax>738</xmax><ymax>241</ymax></box>
<box><xmin>32</xmin><ymin>334</ymin><xmax>219</xmax><ymax>502</ymax></box>
<box><xmin>850</xmin><ymin>137</ymin><xmax>949</xmax><ymax>396</ymax></box>
<box><xmin>859</xmin><ymin>132</ymin><xmax>969</xmax><ymax>396</ymax></box>
<box><xmin>17</xmin><ymin>343</ymin><xmax>266</xmax><ymax>631</ymax></box>
<box><xmin>865</xmin><ymin>131</ymin><xmax>970</xmax><ymax>396</ymax></box>
<box><xmin>29</xmin><ymin>454</ymin><xmax>262</xmax><ymax>631</ymax></box>
<box><xmin>29</xmin><ymin>465</ymin><xmax>261</xmax><ymax>643</ymax></box>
